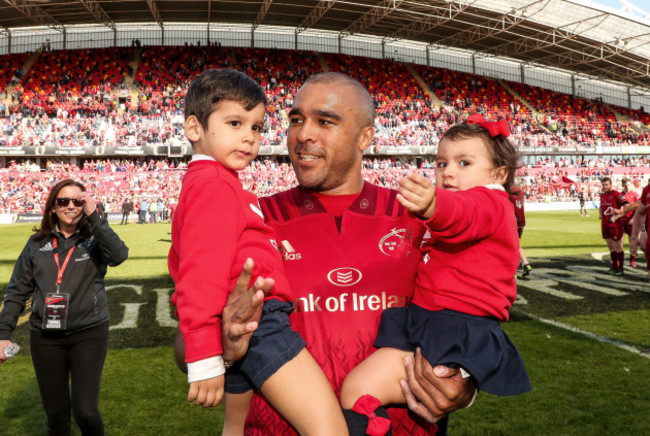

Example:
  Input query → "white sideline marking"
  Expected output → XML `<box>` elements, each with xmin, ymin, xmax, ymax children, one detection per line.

<box><xmin>517</xmin><ymin>310</ymin><xmax>650</xmax><ymax>360</ymax></box>
<box><xmin>591</xmin><ymin>252</ymin><xmax>609</xmax><ymax>261</ymax></box>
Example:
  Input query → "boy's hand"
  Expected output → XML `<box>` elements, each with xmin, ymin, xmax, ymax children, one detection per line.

<box><xmin>188</xmin><ymin>375</ymin><xmax>225</xmax><ymax>408</ymax></box>
<box><xmin>397</xmin><ymin>173</ymin><xmax>436</xmax><ymax>219</ymax></box>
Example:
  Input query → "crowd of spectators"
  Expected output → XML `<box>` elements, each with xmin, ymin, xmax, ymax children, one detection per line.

<box><xmin>2</xmin><ymin>157</ymin><xmax>650</xmax><ymax>216</ymax></box>
<box><xmin>508</xmin><ymin>81</ymin><xmax>650</xmax><ymax>146</ymax></box>
<box><xmin>2</xmin><ymin>46</ymin><xmax>650</xmax><ymax>214</ymax></box>
<box><xmin>1</xmin><ymin>46</ymin><xmax>649</xmax><ymax>152</ymax></box>
<box><xmin>0</xmin><ymin>158</ymin><xmax>184</xmax><ymax>216</ymax></box>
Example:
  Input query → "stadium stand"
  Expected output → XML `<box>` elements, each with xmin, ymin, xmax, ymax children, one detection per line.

<box><xmin>12</xmin><ymin>47</ymin><xmax>131</xmax><ymax>117</ymax></box>
<box><xmin>0</xmin><ymin>30</ymin><xmax>649</xmax><ymax>215</ymax></box>
<box><xmin>0</xmin><ymin>53</ymin><xmax>29</xmax><ymax>95</ymax></box>
<box><xmin>3</xmin><ymin>156</ymin><xmax>650</xmax><ymax>215</ymax></box>
<box><xmin>415</xmin><ymin>65</ymin><xmax>531</xmax><ymax>122</ymax></box>
<box><xmin>2</xmin><ymin>45</ymin><xmax>648</xmax><ymax>154</ymax></box>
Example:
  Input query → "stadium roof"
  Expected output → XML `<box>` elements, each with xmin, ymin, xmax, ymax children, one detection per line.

<box><xmin>1</xmin><ymin>0</ymin><xmax>649</xmax><ymax>89</ymax></box>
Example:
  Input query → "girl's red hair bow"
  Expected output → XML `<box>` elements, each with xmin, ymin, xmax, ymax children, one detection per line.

<box><xmin>466</xmin><ymin>114</ymin><xmax>510</xmax><ymax>138</ymax></box>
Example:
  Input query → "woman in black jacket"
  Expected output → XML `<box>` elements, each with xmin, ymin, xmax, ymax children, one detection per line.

<box><xmin>0</xmin><ymin>179</ymin><xmax>128</xmax><ymax>436</ymax></box>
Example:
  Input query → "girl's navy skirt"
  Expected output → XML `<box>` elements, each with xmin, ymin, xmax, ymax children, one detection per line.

<box><xmin>374</xmin><ymin>304</ymin><xmax>532</xmax><ymax>396</ymax></box>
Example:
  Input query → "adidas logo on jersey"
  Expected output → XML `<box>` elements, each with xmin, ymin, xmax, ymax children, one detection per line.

<box><xmin>40</xmin><ymin>242</ymin><xmax>54</xmax><ymax>252</ymax></box>
<box><xmin>279</xmin><ymin>240</ymin><xmax>301</xmax><ymax>260</ymax></box>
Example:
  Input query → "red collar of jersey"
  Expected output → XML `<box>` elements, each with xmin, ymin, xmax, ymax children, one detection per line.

<box><xmin>313</xmin><ymin>192</ymin><xmax>360</xmax><ymax>216</ymax></box>
<box><xmin>188</xmin><ymin>159</ymin><xmax>239</xmax><ymax>181</ymax></box>
<box><xmin>288</xmin><ymin>181</ymin><xmax>402</xmax><ymax>216</ymax></box>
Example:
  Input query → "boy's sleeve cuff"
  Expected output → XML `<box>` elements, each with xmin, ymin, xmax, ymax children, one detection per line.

<box><xmin>187</xmin><ymin>356</ymin><xmax>226</xmax><ymax>383</ymax></box>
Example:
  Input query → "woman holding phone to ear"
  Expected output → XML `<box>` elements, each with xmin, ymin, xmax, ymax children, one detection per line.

<box><xmin>0</xmin><ymin>178</ymin><xmax>128</xmax><ymax>436</ymax></box>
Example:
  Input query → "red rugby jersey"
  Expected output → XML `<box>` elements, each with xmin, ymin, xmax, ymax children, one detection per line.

<box><xmin>640</xmin><ymin>184</ymin><xmax>650</xmax><ymax>232</ymax></box>
<box><xmin>168</xmin><ymin>160</ymin><xmax>293</xmax><ymax>363</ymax></box>
<box><xmin>508</xmin><ymin>187</ymin><xmax>526</xmax><ymax>230</ymax></box>
<box><xmin>623</xmin><ymin>190</ymin><xmax>639</xmax><ymax>219</ymax></box>
<box><xmin>600</xmin><ymin>189</ymin><xmax>627</xmax><ymax>227</ymax></box>
<box><xmin>247</xmin><ymin>182</ymin><xmax>437</xmax><ymax>435</ymax></box>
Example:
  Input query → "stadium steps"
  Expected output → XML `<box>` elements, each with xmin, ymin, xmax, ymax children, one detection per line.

<box><xmin>3</xmin><ymin>51</ymin><xmax>40</xmax><ymax>106</ymax></box>
<box><xmin>608</xmin><ymin>105</ymin><xmax>649</xmax><ymax>134</ymax></box>
<box><xmin>404</xmin><ymin>63</ymin><xmax>443</xmax><ymax>108</ymax></box>
<box><xmin>608</xmin><ymin>104</ymin><xmax>632</xmax><ymax>123</ymax></box>
<box><xmin>118</xmin><ymin>47</ymin><xmax>142</xmax><ymax>110</ymax></box>
<box><xmin>499</xmin><ymin>79</ymin><xmax>551</xmax><ymax>133</ymax></box>
<box><xmin>316</xmin><ymin>53</ymin><xmax>329</xmax><ymax>72</ymax></box>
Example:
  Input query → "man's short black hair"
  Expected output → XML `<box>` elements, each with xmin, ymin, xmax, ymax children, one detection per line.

<box><xmin>184</xmin><ymin>69</ymin><xmax>267</xmax><ymax>130</ymax></box>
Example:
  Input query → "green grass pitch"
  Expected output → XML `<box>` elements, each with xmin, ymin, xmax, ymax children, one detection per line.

<box><xmin>0</xmin><ymin>211</ymin><xmax>649</xmax><ymax>435</ymax></box>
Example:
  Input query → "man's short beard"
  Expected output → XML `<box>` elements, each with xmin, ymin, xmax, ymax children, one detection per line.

<box><xmin>296</xmin><ymin>174</ymin><xmax>324</xmax><ymax>192</ymax></box>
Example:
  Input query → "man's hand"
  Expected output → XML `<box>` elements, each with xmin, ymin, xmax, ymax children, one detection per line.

<box><xmin>397</xmin><ymin>173</ymin><xmax>436</xmax><ymax>219</ymax></box>
<box><xmin>221</xmin><ymin>258</ymin><xmax>274</xmax><ymax>363</ymax></box>
<box><xmin>188</xmin><ymin>375</ymin><xmax>225</xmax><ymax>408</ymax></box>
<box><xmin>399</xmin><ymin>348</ymin><xmax>477</xmax><ymax>423</ymax></box>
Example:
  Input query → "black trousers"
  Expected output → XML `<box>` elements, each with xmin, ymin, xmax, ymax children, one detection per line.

<box><xmin>30</xmin><ymin>322</ymin><xmax>109</xmax><ymax>436</ymax></box>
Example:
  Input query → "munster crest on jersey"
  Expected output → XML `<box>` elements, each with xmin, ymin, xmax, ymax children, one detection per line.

<box><xmin>379</xmin><ymin>228</ymin><xmax>412</xmax><ymax>257</ymax></box>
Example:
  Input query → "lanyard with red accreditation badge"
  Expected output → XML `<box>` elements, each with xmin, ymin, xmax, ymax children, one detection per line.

<box><xmin>43</xmin><ymin>238</ymin><xmax>74</xmax><ymax>330</ymax></box>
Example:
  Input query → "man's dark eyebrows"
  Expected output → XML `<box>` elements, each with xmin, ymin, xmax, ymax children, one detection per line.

<box><xmin>313</xmin><ymin>109</ymin><xmax>341</xmax><ymax>121</ymax></box>
<box><xmin>287</xmin><ymin>107</ymin><xmax>302</xmax><ymax>117</ymax></box>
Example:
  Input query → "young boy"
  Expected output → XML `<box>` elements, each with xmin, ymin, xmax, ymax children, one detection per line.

<box><xmin>168</xmin><ymin>69</ymin><xmax>347</xmax><ymax>435</ymax></box>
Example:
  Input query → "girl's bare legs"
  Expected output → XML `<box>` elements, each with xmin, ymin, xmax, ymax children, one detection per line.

<box><xmin>340</xmin><ymin>347</ymin><xmax>412</xmax><ymax>409</ymax></box>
